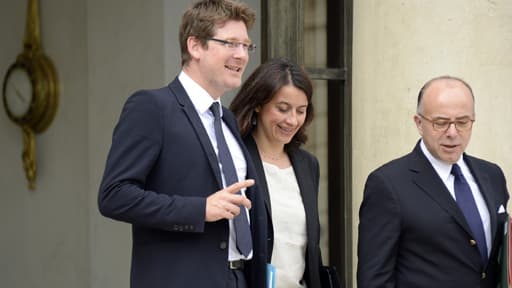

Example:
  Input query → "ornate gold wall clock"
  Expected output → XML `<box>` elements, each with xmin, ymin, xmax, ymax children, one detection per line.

<box><xmin>2</xmin><ymin>0</ymin><xmax>59</xmax><ymax>190</ymax></box>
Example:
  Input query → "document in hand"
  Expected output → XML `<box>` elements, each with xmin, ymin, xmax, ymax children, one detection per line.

<box><xmin>499</xmin><ymin>215</ymin><xmax>512</xmax><ymax>288</ymax></box>
<box><xmin>266</xmin><ymin>263</ymin><xmax>276</xmax><ymax>288</ymax></box>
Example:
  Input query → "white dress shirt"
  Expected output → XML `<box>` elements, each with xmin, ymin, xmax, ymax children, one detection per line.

<box><xmin>179</xmin><ymin>71</ymin><xmax>252</xmax><ymax>260</ymax></box>
<box><xmin>264</xmin><ymin>162</ymin><xmax>307</xmax><ymax>288</ymax></box>
<box><xmin>420</xmin><ymin>140</ymin><xmax>491</xmax><ymax>256</ymax></box>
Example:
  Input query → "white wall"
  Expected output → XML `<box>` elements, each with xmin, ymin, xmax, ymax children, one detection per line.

<box><xmin>0</xmin><ymin>0</ymin><xmax>89</xmax><ymax>287</ymax></box>
<box><xmin>352</xmin><ymin>0</ymin><xmax>512</xmax><ymax>283</ymax></box>
<box><xmin>87</xmin><ymin>1</ymin><xmax>169</xmax><ymax>287</ymax></box>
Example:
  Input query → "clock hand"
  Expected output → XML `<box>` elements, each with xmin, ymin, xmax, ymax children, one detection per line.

<box><xmin>13</xmin><ymin>85</ymin><xmax>27</xmax><ymax>104</ymax></box>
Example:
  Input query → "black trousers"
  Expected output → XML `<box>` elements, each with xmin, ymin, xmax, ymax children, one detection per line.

<box><xmin>227</xmin><ymin>269</ymin><xmax>247</xmax><ymax>288</ymax></box>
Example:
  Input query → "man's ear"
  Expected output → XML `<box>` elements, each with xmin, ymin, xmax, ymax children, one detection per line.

<box><xmin>187</xmin><ymin>36</ymin><xmax>203</xmax><ymax>60</ymax></box>
<box><xmin>413</xmin><ymin>114</ymin><xmax>423</xmax><ymax>136</ymax></box>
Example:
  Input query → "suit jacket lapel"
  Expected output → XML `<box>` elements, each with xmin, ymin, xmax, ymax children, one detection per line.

<box><xmin>410</xmin><ymin>144</ymin><xmax>474</xmax><ymax>237</ymax></box>
<box><xmin>168</xmin><ymin>78</ymin><xmax>223</xmax><ymax>188</ymax></box>
<box><xmin>289</xmin><ymin>150</ymin><xmax>316</xmax><ymax>232</ymax></box>
<box><xmin>244</xmin><ymin>135</ymin><xmax>271</xmax><ymax>212</ymax></box>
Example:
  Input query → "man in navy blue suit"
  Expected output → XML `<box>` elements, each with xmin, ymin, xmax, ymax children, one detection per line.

<box><xmin>98</xmin><ymin>1</ymin><xmax>267</xmax><ymax>287</ymax></box>
<box><xmin>357</xmin><ymin>76</ymin><xmax>509</xmax><ymax>288</ymax></box>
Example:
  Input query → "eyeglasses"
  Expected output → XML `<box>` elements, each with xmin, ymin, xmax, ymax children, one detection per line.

<box><xmin>207</xmin><ymin>38</ymin><xmax>256</xmax><ymax>53</ymax></box>
<box><xmin>418</xmin><ymin>113</ymin><xmax>475</xmax><ymax>132</ymax></box>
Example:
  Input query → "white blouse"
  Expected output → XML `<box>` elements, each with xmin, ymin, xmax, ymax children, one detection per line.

<box><xmin>263</xmin><ymin>161</ymin><xmax>308</xmax><ymax>288</ymax></box>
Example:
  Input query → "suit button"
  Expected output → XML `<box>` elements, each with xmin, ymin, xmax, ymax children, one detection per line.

<box><xmin>469</xmin><ymin>239</ymin><xmax>477</xmax><ymax>246</ymax></box>
<box><xmin>482</xmin><ymin>272</ymin><xmax>486</xmax><ymax>279</ymax></box>
<box><xmin>220</xmin><ymin>241</ymin><xmax>227</xmax><ymax>250</ymax></box>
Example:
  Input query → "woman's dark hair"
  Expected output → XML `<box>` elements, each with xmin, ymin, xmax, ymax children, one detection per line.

<box><xmin>230</xmin><ymin>57</ymin><xmax>314</xmax><ymax>150</ymax></box>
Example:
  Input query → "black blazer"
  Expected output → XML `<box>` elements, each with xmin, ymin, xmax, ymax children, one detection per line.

<box><xmin>244</xmin><ymin>135</ymin><xmax>322</xmax><ymax>287</ymax></box>
<box><xmin>357</xmin><ymin>141</ymin><xmax>509</xmax><ymax>288</ymax></box>
<box><xmin>98</xmin><ymin>78</ymin><xmax>267</xmax><ymax>288</ymax></box>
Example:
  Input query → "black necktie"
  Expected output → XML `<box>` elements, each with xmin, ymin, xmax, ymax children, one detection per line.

<box><xmin>210</xmin><ymin>102</ymin><xmax>252</xmax><ymax>257</ymax></box>
<box><xmin>451</xmin><ymin>163</ymin><xmax>488</xmax><ymax>264</ymax></box>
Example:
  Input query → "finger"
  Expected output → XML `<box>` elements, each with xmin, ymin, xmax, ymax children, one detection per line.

<box><xmin>225</xmin><ymin>179</ymin><xmax>255</xmax><ymax>194</ymax></box>
<box><xmin>219</xmin><ymin>208</ymin><xmax>236</xmax><ymax>220</ymax></box>
<box><xmin>206</xmin><ymin>202</ymin><xmax>237</xmax><ymax>221</ymax></box>
<box><xmin>224</xmin><ymin>202</ymin><xmax>241</xmax><ymax>216</ymax></box>
<box><xmin>236</xmin><ymin>196</ymin><xmax>252</xmax><ymax>210</ymax></box>
<box><xmin>223</xmin><ymin>195</ymin><xmax>251</xmax><ymax>210</ymax></box>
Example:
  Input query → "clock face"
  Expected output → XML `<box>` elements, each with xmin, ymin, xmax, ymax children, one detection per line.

<box><xmin>4</xmin><ymin>67</ymin><xmax>33</xmax><ymax>119</ymax></box>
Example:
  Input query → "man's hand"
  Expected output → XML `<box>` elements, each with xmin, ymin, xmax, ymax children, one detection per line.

<box><xmin>205</xmin><ymin>179</ymin><xmax>254</xmax><ymax>222</ymax></box>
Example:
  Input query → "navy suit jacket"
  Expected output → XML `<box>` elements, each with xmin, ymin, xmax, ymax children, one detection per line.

<box><xmin>357</xmin><ymin>141</ymin><xmax>509</xmax><ymax>288</ymax></box>
<box><xmin>98</xmin><ymin>78</ymin><xmax>267</xmax><ymax>288</ymax></box>
<box><xmin>244</xmin><ymin>135</ymin><xmax>323</xmax><ymax>287</ymax></box>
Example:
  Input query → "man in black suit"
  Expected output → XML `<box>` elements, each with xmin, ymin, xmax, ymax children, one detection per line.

<box><xmin>97</xmin><ymin>1</ymin><xmax>267</xmax><ymax>287</ymax></box>
<box><xmin>357</xmin><ymin>75</ymin><xmax>509</xmax><ymax>288</ymax></box>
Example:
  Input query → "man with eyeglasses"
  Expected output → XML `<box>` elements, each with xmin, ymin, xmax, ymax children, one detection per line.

<box><xmin>98</xmin><ymin>1</ymin><xmax>267</xmax><ymax>288</ymax></box>
<box><xmin>357</xmin><ymin>76</ymin><xmax>509</xmax><ymax>288</ymax></box>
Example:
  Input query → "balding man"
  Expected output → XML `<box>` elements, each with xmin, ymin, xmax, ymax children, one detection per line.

<box><xmin>357</xmin><ymin>76</ymin><xmax>509</xmax><ymax>288</ymax></box>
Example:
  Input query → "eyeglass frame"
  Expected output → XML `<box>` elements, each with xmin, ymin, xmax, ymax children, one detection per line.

<box><xmin>207</xmin><ymin>38</ymin><xmax>256</xmax><ymax>53</ymax></box>
<box><xmin>417</xmin><ymin>113</ymin><xmax>475</xmax><ymax>132</ymax></box>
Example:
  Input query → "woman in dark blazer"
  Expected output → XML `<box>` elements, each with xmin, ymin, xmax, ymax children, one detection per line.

<box><xmin>231</xmin><ymin>57</ymin><xmax>322</xmax><ymax>287</ymax></box>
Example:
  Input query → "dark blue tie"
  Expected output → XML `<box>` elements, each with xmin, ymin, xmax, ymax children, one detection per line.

<box><xmin>451</xmin><ymin>163</ymin><xmax>488</xmax><ymax>264</ymax></box>
<box><xmin>210</xmin><ymin>102</ymin><xmax>252</xmax><ymax>257</ymax></box>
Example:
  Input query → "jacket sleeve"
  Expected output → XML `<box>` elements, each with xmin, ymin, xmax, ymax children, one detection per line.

<box><xmin>357</xmin><ymin>169</ymin><xmax>400</xmax><ymax>288</ymax></box>
<box><xmin>97</xmin><ymin>90</ymin><xmax>206</xmax><ymax>233</ymax></box>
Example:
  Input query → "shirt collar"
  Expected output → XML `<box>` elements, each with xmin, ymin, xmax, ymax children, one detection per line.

<box><xmin>420</xmin><ymin>139</ymin><xmax>463</xmax><ymax>182</ymax></box>
<box><xmin>178</xmin><ymin>70</ymin><xmax>222</xmax><ymax>116</ymax></box>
